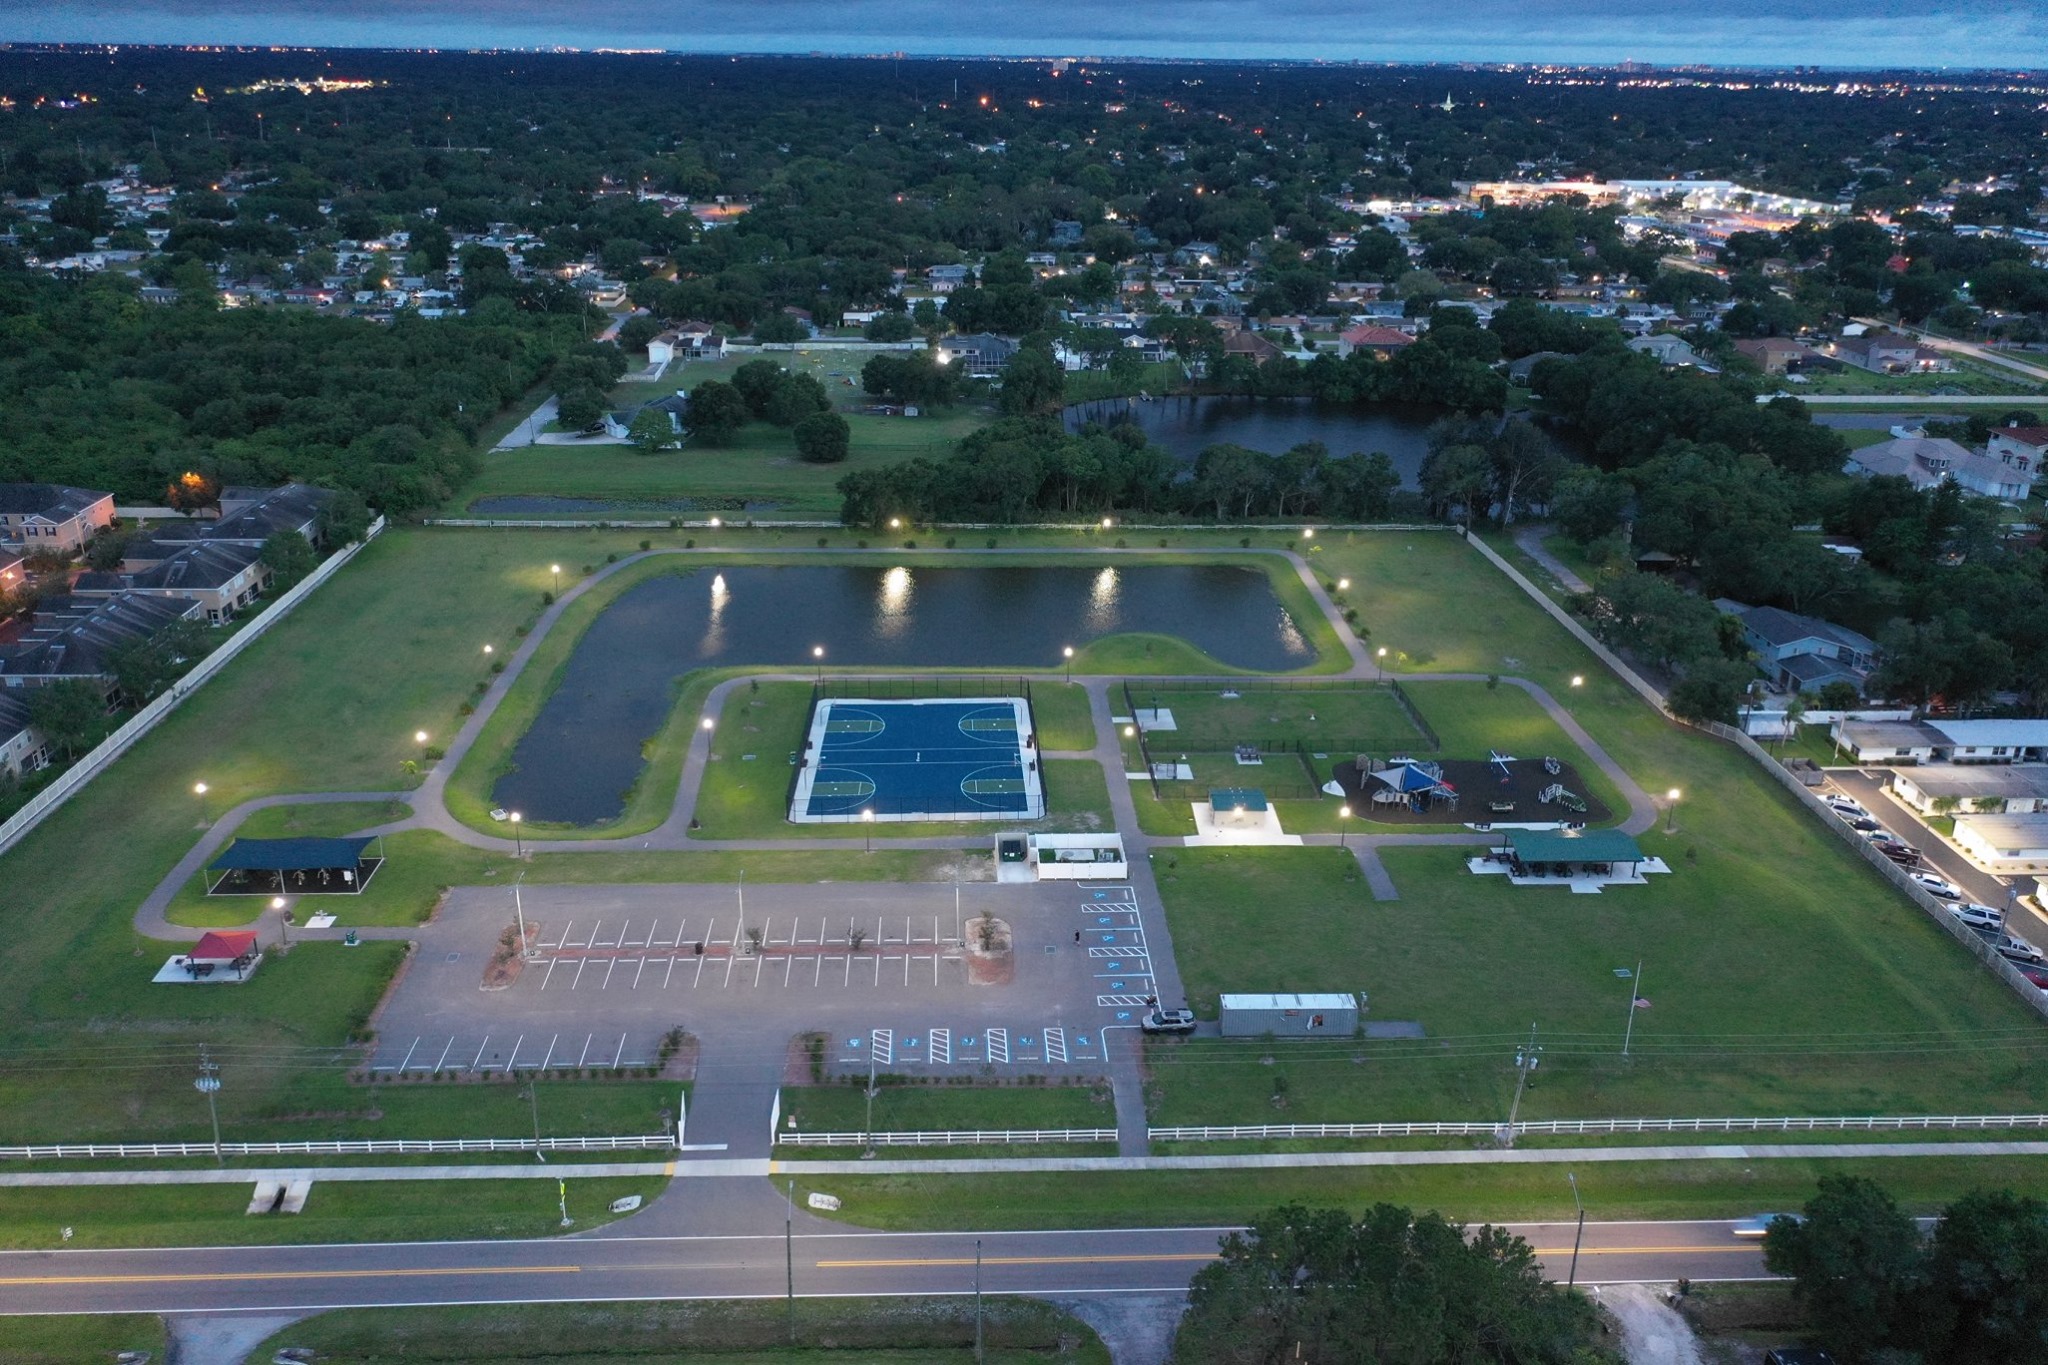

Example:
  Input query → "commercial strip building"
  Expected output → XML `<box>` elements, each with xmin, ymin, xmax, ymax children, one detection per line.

<box><xmin>1835</xmin><ymin>719</ymin><xmax>2048</xmax><ymax>766</ymax></box>
<box><xmin>1890</xmin><ymin>765</ymin><xmax>2048</xmax><ymax>817</ymax></box>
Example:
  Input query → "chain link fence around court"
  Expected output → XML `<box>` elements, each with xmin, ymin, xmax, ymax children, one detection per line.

<box><xmin>1120</xmin><ymin>678</ymin><xmax>1436</xmax><ymax>802</ymax></box>
<box><xmin>785</xmin><ymin>675</ymin><xmax>1047</xmax><ymax>823</ymax></box>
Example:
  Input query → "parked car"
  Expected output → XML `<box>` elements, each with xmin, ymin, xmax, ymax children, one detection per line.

<box><xmin>1825</xmin><ymin>796</ymin><xmax>1868</xmax><ymax>819</ymax></box>
<box><xmin>1733</xmin><ymin>1212</ymin><xmax>1805</xmax><ymax>1239</ymax></box>
<box><xmin>1974</xmin><ymin>927</ymin><xmax>2047</xmax><ymax>965</ymax></box>
<box><xmin>1141</xmin><ymin>1007</ymin><xmax>1197</xmax><ymax>1034</ymax></box>
<box><xmin>1949</xmin><ymin>903</ymin><xmax>2006</xmax><ymax>931</ymax></box>
<box><xmin>1764</xmin><ymin>1349</ymin><xmax>1838</xmax><ymax>1365</ymax></box>
<box><xmin>2016</xmin><ymin>965</ymin><xmax>2048</xmax><ymax>991</ymax></box>
<box><xmin>1864</xmin><ymin>828</ymin><xmax>1902</xmax><ymax>845</ymax></box>
<box><xmin>1879</xmin><ymin>844</ymin><xmax>1922</xmax><ymax>867</ymax></box>
<box><xmin>1910</xmin><ymin>873</ymin><xmax>1964</xmax><ymax>901</ymax></box>
<box><xmin>1848</xmin><ymin>817</ymin><xmax>1883</xmax><ymax>832</ymax></box>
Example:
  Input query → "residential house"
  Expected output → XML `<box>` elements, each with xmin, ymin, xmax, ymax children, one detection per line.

<box><xmin>1951</xmin><ymin>814</ymin><xmax>2048</xmax><ymax>870</ymax></box>
<box><xmin>647</xmin><ymin>330</ymin><xmax>681</xmax><ymax>366</ymax></box>
<box><xmin>1727</xmin><ymin>603</ymin><xmax>1879</xmax><ymax>694</ymax></box>
<box><xmin>1833</xmin><ymin>718</ymin><xmax>2048</xmax><ymax>765</ymax></box>
<box><xmin>1221</xmin><ymin>330</ymin><xmax>1285</xmax><ymax>366</ymax></box>
<box><xmin>74</xmin><ymin>539</ymin><xmax>271</xmax><ymax>624</ymax></box>
<box><xmin>1627</xmin><ymin>333</ymin><xmax>1700</xmax><ymax>368</ymax></box>
<box><xmin>603</xmin><ymin>392</ymin><xmax>691</xmax><ymax>441</ymax></box>
<box><xmin>1049</xmin><ymin>220</ymin><xmax>1084</xmax><ymax>248</ymax></box>
<box><xmin>925</xmin><ymin>264</ymin><xmax>972</xmax><ymax>294</ymax></box>
<box><xmin>0</xmin><ymin>484</ymin><xmax>115</xmax><ymax>554</ymax></box>
<box><xmin>1890</xmin><ymin>764</ymin><xmax>2048</xmax><ymax>817</ymax></box>
<box><xmin>1732</xmin><ymin>336</ymin><xmax>1818</xmax><ymax>375</ymax></box>
<box><xmin>1832</xmin><ymin>331</ymin><xmax>1952</xmax><ymax>374</ymax></box>
<box><xmin>0</xmin><ymin>592</ymin><xmax>204</xmax><ymax>693</ymax></box>
<box><xmin>936</xmin><ymin>333</ymin><xmax>1018</xmax><ymax>376</ymax></box>
<box><xmin>1336</xmin><ymin>324</ymin><xmax>1417</xmax><ymax>359</ymax></box>
<box><xmin>1987</xmin><ymin>425</ymin><xmax>2048</xmax><ymax>475</ymax></box>
<box><xmin>1835</xmin><ymin>720</ymin><xmax>1949</xmax><ymax>764</ymax></box>
<box><xmin>0</xmin><ymin>692</ymin><xmax>49</xmax><ymax>778</ymax></box>
<box><xmin>1846</xmin><ymin>436</ymin><xmax>2037</xmax><ymax>500</ymax></box>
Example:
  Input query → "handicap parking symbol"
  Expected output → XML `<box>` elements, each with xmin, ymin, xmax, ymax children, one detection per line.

<box><xmin>904</xmin><ymin>1037</ymin><xmax>921</xmax><ymax>1048</ymax></box>
<box><xmin>1077</xmin><ymin>1035</ymin><xmax>1093</xmax><ymax>1048</ymax></box>
<box><xmin>847</xmin><ymin>1038</ymin><xmax>863</xmax><ymax>1048</ymax></box>
<box><xmin>1115</xmin><ymin>1011</ymin><xmax>1132</xmax><ymax>1021</ymax></box>
<box><xmin>961</xmin><ymin>1036</ymin><xmax>978</xmax><ymax>1047</ymax></box>
<box><xmin>1092</xmin><ymin>891</ymin><xmax>1108</xmax><ymax>900</ymax></box>
<box><xmin>1099</xmin><ymin>933</ymin><xmax>1116</xmax><ymax>942</ymax></box>
<box><xmin>1096</xmin><ymin>915</ymin><xmax>1112</xmax><ymax>924</ymax></box>
<box><xmin>1020</xmin><ymin>1035</ymin><xmax>1037</xmax><ymax>1047</ymax></box>
<box><xmin>1112</xmin><ymin>980</ymin><xmax>1128</xmax><ymax>989</ymax></box>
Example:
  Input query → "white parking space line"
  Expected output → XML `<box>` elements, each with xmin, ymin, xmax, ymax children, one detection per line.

<box><xmin>539</xmin><ymin>957</ymin><xmax>561</xmax><ymax>990</ymax></box>
<box><xmin>1045</xmin><ymin>1027</ymin><xmax>1068</xmax><ymax>1063</ymax></box>
<box><xmin>814</xmin><ymin>955</ymin><xmax>825</xmax><ymax>987</ymax></box>
<box><xmin>505</xmin><ymin>1034</ymin><xmax>524</xmax><ymax>1071</ymax></box>
<box><xmin>535</xmin><ymin>1035</ymin><xmax>556</xmax><ymax>1070</ymax></box>
<box><xmin>931</xmin><ymin>1027</ymin><xmax>951</xmax><ymax>1064</ymax></box>
<box><xmin>470</xmin><ymin>1037</ymin><xmax>490</xmax><ymax>1072</ymax></box>
<box><xmin>613</xmin><ymin>1032</ymin><xmax>627</xmax><ymax>1067</ymax></box>
<box><xmin>783</xmin><ymin>955</ymin><xmax>795</xmax><ymax>987</ymax></box>
<box><xmin>612</xmin><ymin>920</ymin><xmax>628</xmax><ymax>950</ymax></box>
<box><xmin>577</xmin><ymin>1034</ymin><xmax>593</xmax><ymax>1067</ymax></box>
<box><xmin>570</xmin><ymin>958</ymin><xmax>589</xmax><ymax>990</ymax></box>
<box><xmin>600</xmin><ymin>958</ymin><xmax>618</xmax><ymax>990</ymax></box>
<box><xmin>632</xmin><ymin>957</ymin><xmax>648</xmax><ymax>989</ymax></box>
<box><xmin>397</xmin><ymin>1037</ymin><xmax>420</xmax><ymax>1073</ymax></box>
<box><xmin>554</xmin><ymin>921</ymin><xmax>572</xmax><ymax>951</ymax></box>
<box><xmin>693</xmin><ymin>951</ymin><xmax>708</xmax><ymax>986</ymax></box>
<box><xmin>663</xmin><ymin>955</ymin><xmax>678</xmax><ymax>989</ymax></box>
<box><xmin>752</xmin><ymin>954</ymin><xmax>766</xmax><ymax>987</ymax></box>
<box><xmin>987</xmin><ymin>1027</ymin><xmax>1009</xmax><ymax>1064</ymax></box>
<box><xmin>433</xmin><ymin>1037</ymin><xmax>455</xmax><ymax>1075</ymax></box>
<box><xmin>585</xmin><ymin>921</ymin><xmax>603</xmax><ymax>950</ymax></box>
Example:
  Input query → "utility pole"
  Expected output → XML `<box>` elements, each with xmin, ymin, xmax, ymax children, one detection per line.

<box><xmin>194</xmin><ymin>1047</ymin><xmax>223</xmax><ymax>1165</ymax></box>
<box><xmin>1505</xmin><ymin>1025</ymin><xmax>1540</xmax><ymax>1144</ymax></box>
<box><xmin>786</xmin><ymin>1178</ymin><xmax>796</xmax><ymax>1344</ymax></box>
<box><xmin>975</xmin><ymin>1238</ymin><xmax>984</xmax><ymax>1365</ymax></box>
<box><xmin>1622</xmin><ymin>961</ymin><xmax>1643</xmax><ymax>1058</ymax></box>
<box><xmin>863</xmin><ymin>1044</ymin><xmax>878</xmax><ymax>1156</ymax></box>
<box><xmin>738</xmin><ymin>868</ymin><xmax>745</xmax><ymax>928</ymax></box>
<box><xmin>1566</xmin><ymin>1172</ymin><xmax>1585</xmax><ymax>1288</ymax></box>
<box><xmin>526</xmin><ymin>1081</ymin><xmax>545</xmax><ymax>1162</ymax></box>
<box><xmin>513</xmin><ymin>872</ymin><xmax>533</xmax><ymax>960</ymax></box>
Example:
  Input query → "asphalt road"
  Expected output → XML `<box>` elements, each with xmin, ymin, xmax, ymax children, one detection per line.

<box><xmin>0</xmin><ymin>1217</ymin><xmax>1769</xmax><ymax>1317</ymax></box>
<box><xmin>1827</xmin><ymin>770</ymin><xmax>2044</xmax><ymax>940</ymax></box>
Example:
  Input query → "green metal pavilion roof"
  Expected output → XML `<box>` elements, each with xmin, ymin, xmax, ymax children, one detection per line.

<box><xmin>1503</xmin><ymin>828</ymin><xmax>1644</xmax><ymax>863</ymax></box>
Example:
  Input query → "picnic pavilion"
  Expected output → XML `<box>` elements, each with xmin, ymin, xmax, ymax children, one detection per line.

<box><xmin>207</xmin><ymin>836</ymin><xmax>383</xmax><ymax>896</ymax></box>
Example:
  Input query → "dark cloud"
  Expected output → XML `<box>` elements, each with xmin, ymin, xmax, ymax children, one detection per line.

<box><xmin>3</xmin><ymin>0</ymin><xmax>2039</xmax><ymax>66</ymax></box>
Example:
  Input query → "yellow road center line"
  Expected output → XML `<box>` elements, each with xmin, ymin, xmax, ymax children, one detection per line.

<box><xmin>0</xmin><ymin>1265</ymin><xmax>581</xmax><ymax>1287</ymax></box>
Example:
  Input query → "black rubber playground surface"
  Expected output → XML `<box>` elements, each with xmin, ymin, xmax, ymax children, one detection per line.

<box><xmin>1330</xmin><ymin>756</ymin><xmax>1613</xmax><ymax>826</ymax></box>
<box><xmin>795</xmin><ymin>698</ymin><xmax>1038</xmax><ymax>819</ymax></box>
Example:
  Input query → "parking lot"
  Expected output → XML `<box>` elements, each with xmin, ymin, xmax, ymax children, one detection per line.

<box><xmin>1826</xmin><ymin>768</ymin><xmax>2048</xmax><ymax>950</ymax></box>
<box><xmin>367</xmin><ymin>879</ymin><xmax>1157</xmax><ymax>1078</ymax></box>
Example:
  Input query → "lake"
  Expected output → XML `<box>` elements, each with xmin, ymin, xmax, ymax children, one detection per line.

<box><xmin>1066</xmin><ymin>395</ymin><xmax>1441</xmax><ymax>486</ymax></box>
<box><xmin>494</xmin><ymin>563</ymin><xmax>1316</xmax><ymax>824</ymax></box>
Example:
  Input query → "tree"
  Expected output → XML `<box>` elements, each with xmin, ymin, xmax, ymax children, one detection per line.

<box><xmin>794</xmin><ymin>411</ymin><xmax>851</xmax><ymax>464</ymax></box>
<box><xmin>627</xmin><ymin>407</ymin><xmax>680</xmax><ymax>453</ymax></box>
<box><xmin>26</xmin><ymin>680</ymin><xmax>104</xmax><ymax>759</ymax></box>
<box><xmin>1418</xmin><ymin>443</ymin><xmax>1494</xmax><ymax>523</ymax></box>
<box><xmin>997</xmin><ymin>347</ymin><xmax>1066</xmax><ymax>417</ymax></box>
<box><xmin>316</xmin><ymin>490</ymin><xmax>372</xmax><ymax>545</ymax></box>
<box><xmin>1550</xmin><ymin>466</ymin><xmax>1630</xmax><ymax>544</ymax></box>
<box><xmin>764</xmin><ymin>374</ymin><xmax>831</xmax><ymax>427</ymax></box>
<box><xmin>754</xmin><ymin>312</ymin><xmax>809</xmax><ymax>344</ymax></box>
<box><xmin>105</xmin><ymin>619</ymin><xmax>212</xmax><ymax>705</ymax></box>
<box><xmin>1172</xmin><ymin>1203</ymin><xmax>1596</xmax><ymax>1365</ymax></box>
<box><xmin>555</xmin><ymin>385</ymin><xmax>608</xmax><ymax>433</ymax></box>
<box><xmin>1916</xmin><ymin>1189</ymin><xmax>2048</xmax><ymax>1364</ymax></box>
<box><xmin>731</xmin><ymin>360</ymin><xmax>789</xmax><ymax>417</ymax></box>
<box><xmin>682</xmin><ymin>380</ymin><xmax>750</xmax><ymax>445</ymax></box>
<box><xmin>1668</xmin><ymin>656</ymin><xmax>1757</xmax><ymax>725</ymax></box>
<box><xmin>864</xmin><ymin>311</ymin><xmax>917</xmax><ymax>342</ymax></box>
<box><xmin>259</xmin><ymin>531</ymin><xmax>318</xmax><ymax>591</ymax></box>
<box><xmin>617</xmin><ymin>314</ymin><xmax>663</xmax><ymax>353</ymax></box>
<box><xmin>1765</xmin><ymin>1176</ymin><xmax>1925</xmax><ymax>1362</ymax></box>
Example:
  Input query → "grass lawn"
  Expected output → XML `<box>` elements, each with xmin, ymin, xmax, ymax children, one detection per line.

<box><xmin>1124</xmin><ymin>681</ymin><xmax>1422</xmax><ymax>754</ymax></box>
<box><xmin>780</xmin><ymin>1081</ymin><xmax>1114</xmax><ymax>1135</ymax></box>
<box><xmin>0</xmin><ymin>1315</ymin><xmax>166</xmax><ymax>1365</ymax></box>
<box><xmin>466</xmin><ymin>410</ymin><xmax>985</xmax><ymax>520</ymax></box>
<box><xmin>1795</xmin><ymin>359</ymin><xmax>2040</xmax><ymax>397</ymax></box>
<box><xmin>253</xmin><ymin>1298</ymin><xmax>1109</xmax><ymax>1365</ymax></box>
<box><xmin>1030</xmin><ymin>682</ymin><xmax>1097</xmax><ymax>751</ymax></box>
<box><xmin>690</xmin><ymin>683</ymin><xmax>1112</xmax><ymax>839</ymax></box>
<box><xmin>787</xmin><ymin>1155</ymin><xmax>2048</xmax><ymax>1233</ymax></box>
<box><xmin>0</xmin><ymin>1176</ymin><xmax>664</xmax><ymax>1251</ymax></box>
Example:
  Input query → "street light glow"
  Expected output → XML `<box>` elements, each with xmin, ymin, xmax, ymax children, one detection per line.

<box><xmin>1101</xmin><ymin>517</ymin><xmax>1113</xmax><ymax>528</ymax></box>
<box><xmin>701</xmin><ymin>717</ymin><xmax>715</xmax><ymax>730</ymax></box>
<box><xmin>415</xmin><ymin>730</ymin><xmax>429</xmax><ymax>744</ymax></box>
<box><xmin>550</xmin><ymin>564</ymin><xmax>561</xmax><ymax>574</ymax></box>
<box><xmin>889</xmin><ymin>517</ymin><xmax>902</xmax><ymax>529</ymax></box>
<box><xmin>709</xmin><ymin>516</ymin><xmax>721</xmax><ymax>528</ymax></box>
<box><xmin>1337</xmin><ymin>578</ymin><xmax>1350</xmax><ymax>591</ymax></box>
<box><xmin>483</xmin><ymin>644</ymin><xmax>494</xmax><ymax>655</ymax></box>
<box><xmin>1571</xmin><ymin>676</ymin><xmax>1584</xmax><ymax>688</ymax></box>
<box><xmin>1667</xmin><ymin>788</ymin><xmax>1682</xmax><ymax>802</ymax></box>
<box><xmin>193</xmin><ymin>782</ymin><xmax>207</xmax><ymax>795</ymax></box>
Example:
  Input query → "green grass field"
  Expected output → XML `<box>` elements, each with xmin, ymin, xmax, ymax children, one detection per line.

<box><xmin>253</xmin><ymin>1297</ymin><xmax>1109</xmax><ymax>1365</ymax></box>
<box><xmin>0</xmin><ymin>1315</ymin><xmax>166</xmax><ymax>1365</ymax></box>
<box><xmin>779</xmin><ymin>1081</ymin><xmax>1114</xmax><ymax>1135</ymax></box>
<box><xmin>0</xmin><ymin>1176</ymin><xmax>664</xmax><ymax>1251</ymax></box>
<box><xmin>787</xmin><ymin>1155</ymin><xmax>2048</xmax><ymax>1232</ymax></box>
<box><xmin>1125</xmin><ymin>681</ymin><xmax>1422</xmax><ymax>753</ymax></box>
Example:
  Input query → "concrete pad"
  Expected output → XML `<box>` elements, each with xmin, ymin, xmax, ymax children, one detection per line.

<box><xmin>1185</xmin><ymin>803</ymin><xmax>1302</xmax><ymax>847</ymax></box>
<box><xmin>279</xmin><ymin>1178</ymin><xmax>311</xmax><ymax>1214</ymax></box>
<box><xmin>166</xmin><ymin>1312</ymin><xmax>317</xmax><ymax>1365</ymax></box>
<box><xmin>244</xmin><ymin>1180</ymin><xmax>281</xmax><ymax>1215</ymax></box>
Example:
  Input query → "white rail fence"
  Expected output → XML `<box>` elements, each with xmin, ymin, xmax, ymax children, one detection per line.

<box><xmin>0</xmin><ymin>518</ymin><xmax>386</xmax><ymax>861</ymax></box>
<box><xmin>777</xmin><ymin>1128</ymin><xmax>1119</xmax><ymax>1147</ymax></box>
<box><xmin>1150</xmin><ymin>1114</ymin><xmax>2048</xmax><ymax>1143</ymax></box>
<box><xmin>0</xmin><ymin>1132</ymin><xmax>674</xmax><ymax>1161</ymax></box>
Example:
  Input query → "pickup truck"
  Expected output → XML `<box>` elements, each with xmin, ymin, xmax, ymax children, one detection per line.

<box><xmin>1141</xmin><ymin>1007</ymin><xmax>1197</xmax><ymax>1034</ymax></box>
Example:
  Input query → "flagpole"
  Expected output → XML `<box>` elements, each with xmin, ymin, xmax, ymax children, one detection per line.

<box><xmin>1622</xmin><ymin>959</ymin><xmax>1642</xmax><ymax>1057</ymax></box>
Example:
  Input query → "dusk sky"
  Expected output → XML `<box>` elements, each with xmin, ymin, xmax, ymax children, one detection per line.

<box><xmin>4</xmin><ymin>0</ymin><xmax>2042</xmax><ymax>69</ymax></box>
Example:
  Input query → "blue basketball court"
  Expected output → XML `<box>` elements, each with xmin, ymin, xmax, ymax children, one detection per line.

<box><xmin>789</xmin><ymin>697</ymin><xmax>1044</xmax><ymax>823</ymax></box>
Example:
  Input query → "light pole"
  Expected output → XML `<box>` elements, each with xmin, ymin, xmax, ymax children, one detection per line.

<box><xmin>483</xmin><ymin>643</ymin><xmax>494</xmax><ymax>658</ymax></box>
<box><xmin>1622</xmin><ymin>959</ymin><xmax>1644</xmax><ymax>1057</ymax></box>
<box><xmin>1337</xmin><ymin>577</ymin><xmax>1350</xmax><ymax>593</ymax></box>
<box><xmin>550</xmin><ymin>563</ymin><xmax>561</xmax><ymax>596</ymax></box>
<box><xmin>509</xmin><ymin>811</ymin><xmax>524</xmax><ymax>858</ymax></box>
<box><xmin>862</xmin><ymin>807</ymin><xmax>874</xmax><ymax>853</ymax></box>
<box><xmin>513</xmin><ymin>872</ymin><xmax>532</xmax><ymax>961</ymax></box>
<box><xmin>1062</xmin><ymin>645</ymin><xmax>1074</xmax><ymax>684</ymax></box>
<box><xmin>195</xmin><ymin>1047</ymin><xmax>223</xmax><ymax>1166</ymax></box>
<box><xmin>273</xmin><ymin>896</ymin><xmax>290</xmax><ymax>947</ymax></box>
<box><xmin>1664</xmin><ymin>787</ymin><xmax>1682</xmax><ymax>834</ymax></box>
<box><xmin>1566</xmin><ymin>1172</ymin><xmax>1586</xmax><ymax>1288</ymax></box>
<box><xmin>193</xmin><ymin>781</ymin><xmax>209</xmax><ymax>826</ymax></box>
<box><xmin>1339</xmin><ymin>804</ymin><xmax>1352</xmax><ymax>850</ymax></box>
<box><xmin>813</xmin><ymin>644</ymin><xmax>825</xmax><ymax>684</ymax></box>
<box><xmin>786</xmin><ymin>1177</ymin><xmax>797</xmax><ymax>1344</ymax></box>
<box><xmin>1376</xmin><ymin>646</ymin><xmax>1387</xmax><ymax>682</ymax></box>
<box><xmin>1570</xmin><ymin>675</ymin><xmax>1583</xmax><ymax>690</ymax></box>
<box><xmin>863</xmin><ymin>1044</ymin><xmax>878</xmax><ymax>1154</ymax></box>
